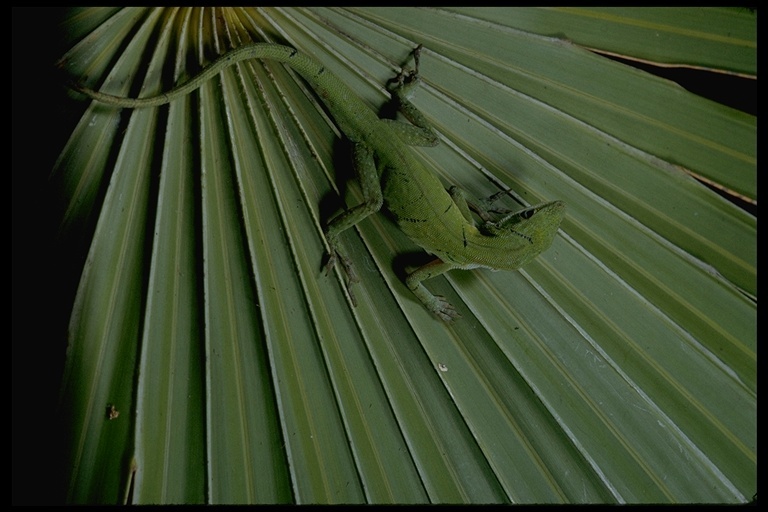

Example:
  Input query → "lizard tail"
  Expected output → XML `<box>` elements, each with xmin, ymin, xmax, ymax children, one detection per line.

<box><xmin>71</xmin><ymin>43</ymin><xmax>337</xmax><ymax>109</ymax></box>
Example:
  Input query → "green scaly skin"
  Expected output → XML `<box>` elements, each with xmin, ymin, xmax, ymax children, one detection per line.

<box><xmin>72</xmin><ymin>43</ymin><xmax>565</xmax><ymax>322</ymax></box>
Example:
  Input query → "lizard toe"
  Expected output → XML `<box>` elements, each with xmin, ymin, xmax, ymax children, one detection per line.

<box><xmin>433</xmin><ymin>296</ymin><xmax>460</xmax><ymax>323</ymax></box>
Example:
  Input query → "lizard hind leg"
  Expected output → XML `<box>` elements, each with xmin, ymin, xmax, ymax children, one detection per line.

<box><xmin>323</xmin><ymin>143</ymin><xmax>383</xmax><ymax>306</ymax></box>
<box><xmin>388</xmin><ymin>44</ymin><xmax>424</xmax><ymax>97</ymax></box>
<box><xmin>385</xmin><ymin>45</ymin><xmax>440</xmax><ymax>148</ymax></box>
<box><xmin>323</xmin><ymin>249</ymin><xmax>360</xmax><ymax>306</ymax></box>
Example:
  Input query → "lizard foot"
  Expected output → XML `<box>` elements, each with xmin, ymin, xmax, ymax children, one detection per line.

<box><xmin>429</xmin><ymin>295</ymin><xmax>461</xmax><ymax>323</ymax></box>
<box><xmin>484</xmin><ymin>190</ymin><xmax>522</xmax><ymax>214</ymax></box>
<box><xmin>388</xmin><ymin>44</ymin><xmax>423</xmax><ymax>97</ymax></box>
<box><xmin>325</xmin><ymin>250</ymin><xmax>360</xmax><ymax>306</ymax></box>
<box><xmin>468</xmin><ymin>191</ymin><xmax>517</xmax><ymax>222</ymax></box>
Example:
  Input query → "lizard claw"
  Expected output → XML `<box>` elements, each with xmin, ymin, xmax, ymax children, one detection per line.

<box><xmin>467</xmin><ymin>191</ymin><xmax>517</xmax><ymax>222</ymax></box>
<box><xmin>388</xmin><ymin>44</ymin><xmax>424</xmax><ymax>96</ymax></box>
<box><xmin>483</xmin><ymin>191</ymin><xmax>515</xmax><ymax>215</ymax></box>
<box><xmin>430</xmin><ymin>295</ymin><xmax>461</xmax><ymax>323</ymax></box>
<box><xmin>324</xmin><ymin>250</ymin><xmax>360</xmax><ymax>306</ymax></box>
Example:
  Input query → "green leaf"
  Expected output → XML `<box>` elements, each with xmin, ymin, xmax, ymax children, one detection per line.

<box><xmin>445</xmin><ymin>7</ymin><xmax>757</xmax><ymax>75</ymax></box>
<box><xmin>52</xmin><ymin>7</ymin><xmax>755</xmax><ymax>504</ymax></box>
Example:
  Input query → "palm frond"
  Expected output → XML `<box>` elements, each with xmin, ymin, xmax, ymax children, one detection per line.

<box><xmin>51</xmin><ymin>7</ymin><xmax>755</xmax><ymax>504</ymax></box>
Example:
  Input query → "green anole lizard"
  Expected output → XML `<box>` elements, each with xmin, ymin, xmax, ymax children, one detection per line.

<box><xmin>70</xmin><ymin>43</ymin><xmax>565</xmax><ymax>322</ymax></box>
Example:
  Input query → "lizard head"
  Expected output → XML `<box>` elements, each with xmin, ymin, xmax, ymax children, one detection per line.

<box><xmin>478</xmin><ymin>200</ymin><xmax>566</xmax><ymax>270</ymax></box>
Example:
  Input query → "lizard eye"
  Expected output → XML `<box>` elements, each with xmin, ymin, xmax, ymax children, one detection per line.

<box><xmin>520</xmin><ymin>208</ymin><xmax>535</xmax><ymax>220</ymax></box>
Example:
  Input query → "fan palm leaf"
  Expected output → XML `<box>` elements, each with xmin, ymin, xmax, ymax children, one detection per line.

<box><xmin>50</xmin><ymin>7</ymin><xmax>755</xmax><ymax>504</ymax></box>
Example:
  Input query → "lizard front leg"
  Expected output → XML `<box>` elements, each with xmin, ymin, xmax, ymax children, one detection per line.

<box><xmin>324</xmin><ymin>142</ymin><xmax>383</xmax><ymax>305</ymax></box>
<box><xmin>469</xmin><ymin>191</ymin><xmax>520</xmax><ymax>221</ymax></box>
<box><xmin>406</xmin><ymin>258</ymin><xmax>460</xmax><ymax>322</ymax></box>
